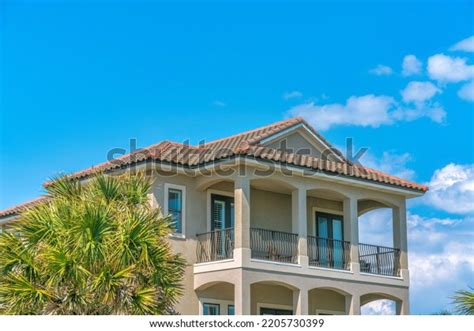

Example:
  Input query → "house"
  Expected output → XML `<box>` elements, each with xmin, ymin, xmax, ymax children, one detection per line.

<box><xmin>0</xmin><ymin>117</ymin><xmax>428</xmax><ymax>315</ymax></box>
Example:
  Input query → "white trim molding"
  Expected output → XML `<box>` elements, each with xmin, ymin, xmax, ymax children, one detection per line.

<box><xmin>164</xmin><ymin>183</ymin><xmax>187</xmax><ymax>238</ymax></box>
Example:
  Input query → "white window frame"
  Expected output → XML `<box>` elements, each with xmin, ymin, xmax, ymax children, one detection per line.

<box><xmin>198</xmin><ymin>298</ymin><xmax>234</xmax><ymax>315</ymax></box>
<box><xmin>164</xmin><ymin>183</ymin><xmax>186</xmax><ymax>238</ymax></box>
<box><xmin>256</xmin><ymin>303</ymin><xmax>294</xmax><ymax>315</ymax></box>
<box><xmin>206</xmin><ymin>189</ymin><xmax>234</xmax><ymax>232</ymax></box>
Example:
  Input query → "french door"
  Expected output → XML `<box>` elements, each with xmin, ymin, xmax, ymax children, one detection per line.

<box><xmin>211</xmin><ymin>194</ymin><xmax>234</xmax><ymax>257</ymax></box>
<box><xmin>316</xmin><ymin>212</ymin><xmax>344</xmax><ymax>268</ymax></box>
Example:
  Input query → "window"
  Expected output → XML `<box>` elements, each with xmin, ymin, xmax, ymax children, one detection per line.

<box><xmin>259</xmin><ymin>307</ymin><xmax>293</xmax><ymax>315</ymax></box>
<box><xmin>203</xmin><ymin>303</ymin><xmax>220</xmax><ymax>315</ymax></box>
<box><xmin>227</xmin><ymin>305</ymin><xmax>235</xmax><ymax>315</ymax></box>
<box><xmin>164</xmin><ymin>184</ymin><xmax>186</xmax><ymax>236</ymax></box>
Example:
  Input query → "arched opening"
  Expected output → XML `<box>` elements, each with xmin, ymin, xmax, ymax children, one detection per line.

<box><xmin>308</xmin><ymin>287</ymin><xmax>348</xmax><ymax>315</ymax></box>
<box><xmin>251</xmin><ymin>281</ymin><xmax>296</xmax><ymax>315</ymax></box>
<box><xmin>195</xmin><ymin>282</ymin><xmax>235</xmax><ymax>315</ymax></box>
<box><xmin>360</xmin><ymin>293</ymin><xmax>402</xmax><ymax>315</ymax></box>
<box><xmin>357</xmin><ymin>199</ymin><xmax>401</xmax><ymax>277</ymax></box>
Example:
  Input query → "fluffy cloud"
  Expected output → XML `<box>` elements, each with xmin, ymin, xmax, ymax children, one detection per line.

<box><xmin>423</xmin><ymin>163</ymin><xmax>474</xmax><ymax>214</ymax></box>
<box><xmin>450</xmin><ymin>36</ymin><xmax>474</xmax><ymax>52</ymax></box>
<box><xmin>361</xmin><ymin>151</ymin><xmax>415</xmax><ymax>181</ymax></box>
<box><xmin>458</xmin><ymin>81</ymin><xmax>474</xmax><ymax>102</ymax></box>
<box><xmin>401</xmin><ymin>81</ymin><xmax>441</xmax><ymax>103</ymax></box>
<box><xmin>369</xmin><ymin>64</ymin><xmax>393</xmax><ymax>76</ymax></box>
<box><xmin>362</xmin><ymin>300</ymin><xmax>395</xmax><ymax>315</ymax></box>
<box><xmin>283</xmin><ymin>91</ymin><xmax>303</xmax><ymax>100</ymax></box>
<box><xmin>402</xmin><ymin>55</ymin><xmax>423</xmax><ymax>76</ymax></box>
<box><xmin>288</xmin><ymin>94</ymin><xmax>447</xmax><ymax>130</ymax></box>
<box><xmin>427</xmin><ymin>54</ymin><xmax>474</xmax><ymax>82</ymax></box>
<box><xmin>287</xmin><ymin>95</ymin><xmax>394</xmax><ymax>130</ymax></box>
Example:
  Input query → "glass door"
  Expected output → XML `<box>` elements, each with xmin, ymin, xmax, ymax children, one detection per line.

<box><xmin>316</xmin><ymin>212</ymin><xmax>344</xmax><ymax>268</ymax></box>
<box><xmin>211</xmin><ymin>195</ymin><xmax>234</xmax><ymax>257</ymax></box>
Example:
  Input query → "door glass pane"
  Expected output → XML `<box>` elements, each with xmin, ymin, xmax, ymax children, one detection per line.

<box><xmin>317</xmin><ymin>217</ymin><xmax>329</xmax><ymax>267</ymax></box>
<box><xmin>203</xmin><ymin>303</ymin><xmax>220</xmax><ymax>315</ymax></box>
<box><xmin>212</xmin><ymin>200</ymin><xmax>226</xmax><ymax>230</ymax></box>
<box><xmin>332</xmin><ymin>219</ymin><xmax>343</xmax><ymax>268</ymax></box>
<box><xmin>318</xmin><ymin>218</ymin><xmax>328</xmax><ymax>238</ymax></box>
<box><xmin>227</xmin><ymin>305</ymin><xmax>235</xmax><ymax>315</ymax></box>
<box><xmin>332</xmin><ymin>219</ymin><xmax>342</xmax><ymax>240</ymax></box>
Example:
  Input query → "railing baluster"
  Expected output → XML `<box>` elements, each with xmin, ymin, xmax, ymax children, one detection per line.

<box><xmin>358</xmin><ymin>243</ymin><xmax>400</xmax><ymax>276</ymax></box>
<box><xmin>250</xmin><ymin>228</ymin><xmax>298</xmax><ymax>264</ymax></box>
<box><xmin>307</xmin><ymin>235</ymin><xmax>351</xmax><ymax>270</ymax></box>
<box><xmin>196</xmin><ymin>228</ymin><xmax>234</xmax><ymax>263</ymax></box>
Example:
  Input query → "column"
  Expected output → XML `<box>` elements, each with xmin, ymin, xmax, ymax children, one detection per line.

<box><xmin>292</xmin><ymin>186</ymin><xmax>308</xmax><ymax>266</ymax></box>
<box><xmin>393</xmin><ymin>200</ymin><xmax>408</xmax><ymax>270</ymax></box>
<box><xmin>396</xmin><ymin>298</ymin><xmax>410</xmax><ymax>315</ymax></box>
<box><xmin>293</xmin><ymin>288</ymin><xmax>309</xmax><ymax>315</ymax></box>
<box><xmin>234</xmin><ymin>176</ymin><xmax>251</xmax><ymax>262</ymax></box>
<box><xmin>345</xmin><ymin>295</ymin><xmax>361</xmax><ymax>315</ymax></box>
<box><xmin>343</xmin><ymin>196</ymin><xmax>359</xmax><ymax>273</ymax></box>
<box><xmin>234</xmin><ymin>276</ymin><xmax>251</xmax><ymax>315</ymax></box>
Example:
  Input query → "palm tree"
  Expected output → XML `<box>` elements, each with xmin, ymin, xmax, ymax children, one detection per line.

<box><xmin>0</xmin><ymin>172</ymin><xmax>185</xmax><ymax>314</ymax></box>
<box><xmin>452</xmin><ymin>287</ymin><xmax>474</xmax><ymax>315</ymax></box>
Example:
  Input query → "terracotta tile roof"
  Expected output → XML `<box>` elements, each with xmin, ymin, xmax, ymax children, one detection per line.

<box><xmin>0</xmin><ymin>118</ymin><xmax>428</xmax><ymax>218</ymax></box>
<box><xmin>0</xmin><ymin>196</ymin><xmax>49</xmax><ymax>218</ymax></box>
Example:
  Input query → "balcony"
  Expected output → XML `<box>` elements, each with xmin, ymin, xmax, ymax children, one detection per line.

<box><xmin>307</xmin><ymin>236</ymin><xmax>351</xmax><ymax>270</ymax></box>
<box><xmin>196</xmin><ymin>227</ymin><xmax>401</xmax><ymax>277</ymax></box>
<box><xmin>196</xmin><ymin>228</ymin><xmax>234</xmax><ymax>263</ymax></box>
<box><xmin>358</xmin><ymin>243</ymin><xmax>401</xmax><ymax>277</ymax></box>
<box><xmin>250</xmin><ymin>228</ymin><xmax>298</xmax><ymax>264</ymax></box>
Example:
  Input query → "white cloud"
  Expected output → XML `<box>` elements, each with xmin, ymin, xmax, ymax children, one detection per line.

<box><xmin>427</xmin><ymin>54</ymin><xmax>474</xmax><ymax>83</ymax></box>
<box><xmin>213</xmin><ymin>100</ymin><xmax>227</xmax><ymax>107</ymax></box>
<box><xmin>361</xmin><ymin>151</ymin><xmax>415</xmax><ymax>181</ymax></box>
<box><xmin>402</xmin><ymin>55</ymin><xmax>423</xmax><ymax>76</ymax></box>
<box><xmin>362</xmin><ymin>300</ymin><xmax>395</xmax><ymax>315</ymax></box>
<box><xmin>287</xmin><ymin>95</ymin><xmax>395</xmax><ymax>130</ymax></box>
<box><xmin>369</xmin><ymin>64</ymin><xmax>393</xmax><ymax>76</ymax></box>
<box><xmin>401</xmin><ymin>81</ymin><xmax>441</xmax><ymax>103</ymax></box>
<box><xmin>283</xmin><ymin>91</ymin><xmax>303</xmax><ymax>100</ymax></box>
<box><xmin>423</xmin><ymin>163</ymin><xmax>474</xmax><ymax>214</ymax></box>
<box><xmin>288</xmin><ymin>93</ymin><xmax>446</xmax><ymax>130</ymax></box>
<box><xmin>392</xmin><ymin>103</ymin><xmax>446</xmax><ymax>123</ymax></box>
<box><xmin>450</xmin><ymin>36</ymin><xmax>474</xmax><ymax>52</ymax></box>
<box><xmin>458</xmin><ymin>80</ymin><xmax>474</xmax><ymax>102</ymax></box>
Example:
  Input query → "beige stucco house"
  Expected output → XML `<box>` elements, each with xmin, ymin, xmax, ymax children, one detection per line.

<box><xmin>0</xmin><ymin>117</ymin><xmax>428</xmax><ymax>315</ymax></box>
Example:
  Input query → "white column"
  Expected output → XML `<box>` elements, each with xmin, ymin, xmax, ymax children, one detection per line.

<box><xmin>234</xmin><ymin>274</ymin><xmax>251</xmax><ymax>315</ymax></box>
<box><xmin>234</xmin><ymin>176</ymin><xmax>251</xmax><ymax>263</ymax></box>
<box><xmin>343</xmin><ymin>196</ymin><xmax>359</xmax><ymax>273</ymax></box>
<box><xmin>292</xmin><ymin>186</ymin><xmax>308</xmax><ymax>266</ymax></box>
<box><xmin>293</xmin><ymin>288</ymin><xmax>308</xmax><ymax>315</ymax></box>
<box><xmin>346</xmin><ymin>295</ymin><xmax>361</xmax><ymax>315</ymax></box>
<box><xmin>393</xmin><ymin>200</ymin><xmax>408</xmax><ymax>270</ymax></box>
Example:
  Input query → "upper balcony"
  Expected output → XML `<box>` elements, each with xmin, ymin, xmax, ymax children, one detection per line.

<box><xmin>196</xmin><ymin>227</ymin><xmax>401</xmax><ymax>277</ymax></box>
<box><xmin>192</xmin><ymin>173</ymin><xmax>408</xmax><ymax>284</ymax></box>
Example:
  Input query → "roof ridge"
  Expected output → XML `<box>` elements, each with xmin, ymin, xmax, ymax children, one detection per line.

<box><xmin>201</xmin><ymin>117</ymin><xmax>303</xmax><ymax>147</ymax></box>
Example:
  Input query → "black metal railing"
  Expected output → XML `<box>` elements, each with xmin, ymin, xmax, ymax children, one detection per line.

<box><xmin>196</xmin><ymin>228</ymin><xmax>234</xmax><ymax>263</ymax></box>
<box><xmin>250</xmin><ymin>228</ymin><xmax>298</xmax><ymax>264</ymax></box>
<box><xmin>358</xmin><ymin>243</ymin><xmax>401</xmax><ymax>276</ymax></box>
<box><xmin>307</xmin><ymin>236</ymin><xmax>351</xmax><ymax>270</ymax></box>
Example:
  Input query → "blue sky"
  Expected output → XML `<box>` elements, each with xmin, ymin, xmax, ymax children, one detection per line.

<box><xmin>1</xmin><ymin>0</ymin><xmax>473</xmax><ymax>314</ymax></box>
